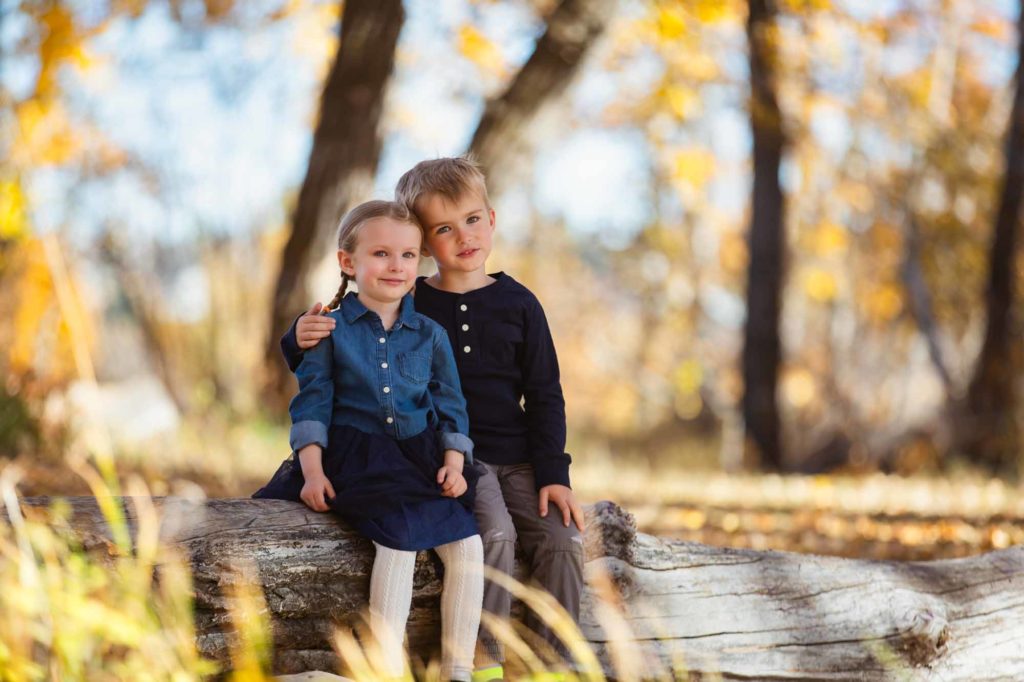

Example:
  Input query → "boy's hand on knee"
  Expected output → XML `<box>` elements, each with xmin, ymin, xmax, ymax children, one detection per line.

<box><xmin>297</xmin><ymin>302</ymin><xmax>335</xmax><ymax>349</ymax></box>
<box><xmin>538</xmin><ymin>484</ymin><xmax>585</xmax><ymax>532</ymax></box>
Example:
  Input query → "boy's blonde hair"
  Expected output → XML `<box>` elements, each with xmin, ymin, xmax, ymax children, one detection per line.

<box><xmin>326</xmin><ymin>200</ymin><xmax>422</xmax><ymax>311</ymax></box>
<box><xmin>395</xmin><ymin>156</ymin><xmax>491</xmax><ymax>213</ymax></box>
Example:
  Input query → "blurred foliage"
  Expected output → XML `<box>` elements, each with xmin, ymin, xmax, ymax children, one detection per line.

<box><xmin>0</xmin><ymin>388</ymin><xmax>38</xmax><ymax>460</ymax></box>
<box><xmin>1</xmin><ymin>0</ymin><xmax>1022</xmax><ymax>476</ymax></box>
<box><xmin>0</xmin><ymin>468</ymin><xmax>220</xmax><ymax>680</ymax></box>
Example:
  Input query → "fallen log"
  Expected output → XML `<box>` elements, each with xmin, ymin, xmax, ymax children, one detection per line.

<box><xmin>13</xmin><ymin>497</ymin><xmax>1024</xmax><ymax>680</ymax></box>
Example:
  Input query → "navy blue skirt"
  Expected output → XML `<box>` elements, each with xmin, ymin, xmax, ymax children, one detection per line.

<box><xmin>253</xmin><ymin>425</ymin><xmax>480</xmax><ymax>551</ymax></box>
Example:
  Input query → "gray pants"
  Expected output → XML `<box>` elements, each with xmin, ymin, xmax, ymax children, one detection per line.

<box><xmin>474</xmin><ymin>461</ymin><xmax>584</xmax><ymax>663</ymax></box>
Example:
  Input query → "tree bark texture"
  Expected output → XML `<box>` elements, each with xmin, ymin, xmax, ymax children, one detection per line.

<box><xmin>265</xmin><ymin>0</ymin><xmax>404</xmax><ymax>404</ymax></box>
<box><xmin>12</xmin><ymin>497</ymin><xmax>1024</xmax><ymax>680</ymax></box>
<box><xmin>962</xmin><ymin>5</ymin><xmax>1024</xmax><ymax>476</ymax></box>
<box><xmin>742</xmin><ymin>0</ymin><xmax>787</xmax><ymax>472</ymax></box>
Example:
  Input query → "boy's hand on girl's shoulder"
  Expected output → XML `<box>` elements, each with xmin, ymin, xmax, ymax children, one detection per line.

<box><xmin>297</xmin><ymin>302</ymin><xmax>336</xmax><ymax>350</ymax></box>
<box><xmin>539</xmin><ymin>484</ymin><xmax>585</xmax><ymax>532</ymax></box>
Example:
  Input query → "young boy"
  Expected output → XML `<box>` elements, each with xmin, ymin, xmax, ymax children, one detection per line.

<box><xmin>282</xmin><ymin>157</ymin><xmax>585</xmax><ymax>680</ymax></box>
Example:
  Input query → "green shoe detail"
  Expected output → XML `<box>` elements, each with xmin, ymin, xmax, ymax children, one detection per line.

<box><xmin>471</xmin><ymin>665</ymin><xmax>504</xmax><ymax>682</ymax></box>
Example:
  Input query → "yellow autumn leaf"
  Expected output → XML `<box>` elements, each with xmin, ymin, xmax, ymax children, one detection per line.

<box><xmin>663</xmin><ymin>83</ymin><xmax>700</xmax><ymax>119</ymax></box>
<box><xmin>36</xmin><ymin>4</ymin><xmax>86</xmax><ymax>99</ymax></box>
<box><xmin>803</xmin><ymin>267</ymin><xmax>838</xmax><ymax>302</ymax></box>
<box><xmin>681</xmin><ymin>52</ymin><xmax>722</xmax><ymax>81</ymax></box>
<box><xmin>971</xmin><ymin>18</ymin><xmax>1012</xmax><ymax>42</ymax></box>
<box><xmin>862</xmin><ymin>283</ymin><xmax>903</xmax><ymax>322</ymax></box>
<box><xmin>671</xmin><ymin>148</ymin><xmax>715</xmax><ymax>187</ymax></box>
<box><xmin>673</xmin><ymin>358</ymin><xmax>704</xmax><ymax>394</ymax></box>
<box><xmin>457</xmin><ymin>24</ymin><xmax>505</xmax><ymax>76</ymax></box>
<box><xmin>780</xmin><ymin>0</ymin><xmax>832</xmax><ymax>12</ymax></box>
<box><xmin>10</xmin><ymin>239</ymin><xmax>54</xmax><ymax>373</ymax></box>
<box><xmin>0</xmin><ymin>179</ymin><xmax>29</xmax><ymax>240</ymax></box>
<box><xmin>719</xmin><ymin>231</ymin><xmax>749</xmax><ymax>274</ymax></box>
<box><xmin>14</xmin><ymin>100</ymin><xmax>83</xmax><ymax>166</ymax></box>
<box><xmin>809</xmin><ymin>221</ymin><xmax>848</xmax><ymax>257</ymax></box>
<box><xmin>782</xmin><ymin>367</ymin><xmax>817</xmax><ymax>408</ymax></box>
<box><xmin>690</xmin><ymin>0</ymin><xmax>741</xmax><ymax>24</ymax></box>
<box><xmin>655</xmin><ymin>5</ymin><xmax>687</xmax><ymax>40</ymax></box>
<box><xmin>68</xmin><ymin>43</ymin><xmax>96</xmax><ymax>72</ymax></box>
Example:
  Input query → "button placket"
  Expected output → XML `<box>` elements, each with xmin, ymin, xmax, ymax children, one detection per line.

<box><xmin>457</xmin><ymin>299</ymin><xmax>472</xmax><ymax>355</ymax></box>
<box><xmin>375</xmin><ymin>321</ymin><xmax>398</xmax><ymax>435</ymax></box>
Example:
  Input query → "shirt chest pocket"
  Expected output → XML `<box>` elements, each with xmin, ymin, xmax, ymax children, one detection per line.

<box><xmin>398</xmin><ymin>352</ymin><xmax>432</xmax><ymax>384</ymax></box>
<box><xmin>482</xmin><ymin>322</ymin><xmax>523</xmax><ymax>366</ymax></box>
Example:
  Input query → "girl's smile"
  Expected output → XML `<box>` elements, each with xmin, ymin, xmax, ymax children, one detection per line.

<box><xmin>337</xmin><ymin>216</ymin><xmax>422</xmax><ymax>313</ymax></box>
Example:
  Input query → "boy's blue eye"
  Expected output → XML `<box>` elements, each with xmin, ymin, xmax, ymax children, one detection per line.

<box><xmin>402</xmin><ymin>251</ymin><xmax>417</xmax><ymax>258</ymax></box>
<box><xmin>374</xmin><ymin>250</ymin><xmax>387</xmax><ymax>257</ymax></box>
<box><xmin>435</xmin><ymin>226</ymin><xmax>451</xmax><ymax>235</ymax></box>
<box><xmin>467</xmin><ymin>215</ymin><xmax>479</xmax><ymax>224</ymax></box>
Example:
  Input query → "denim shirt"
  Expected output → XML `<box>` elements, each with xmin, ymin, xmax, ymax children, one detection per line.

<box><xmin>289</xmin><ymin>292</ymin><xmax>474</xmax><ymax>462</ymax></box>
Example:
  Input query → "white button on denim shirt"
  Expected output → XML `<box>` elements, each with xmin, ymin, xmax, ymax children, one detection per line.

<box><xmin>289</xmin><ymin>292</ymin><xmax>474</xmax><ymax>461</ymax></box>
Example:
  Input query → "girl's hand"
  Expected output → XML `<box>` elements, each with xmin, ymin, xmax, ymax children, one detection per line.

<box><xmin>438</xmin><ymin>448</ymin><xmax>467</xmax><ymax>497</ymax></box>
<box><xmin>297</xmin><ymin>444</ymin><xmax>335</xmax><ymax>512</ymax></box>
<box><xmin>300</xmin><ymin>473</ymin><xmax>336</xmax><ymax>512</ymax></box>
<box><xmin>297</xmin><ymin>302</ymin><xmax>336</xmax><ymax>350</ymax></box>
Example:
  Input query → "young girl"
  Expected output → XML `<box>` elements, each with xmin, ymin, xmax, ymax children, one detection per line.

<box><xmin>253</xmin><ymin>200</ymin><xmax>483</xmax><ymax>682</ymax></box>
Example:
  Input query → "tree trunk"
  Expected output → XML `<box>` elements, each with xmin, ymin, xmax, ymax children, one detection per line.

<box><xmin>264</xmin><ymin>0</ymin><xmax>404</xmax><ymax>406</ymax></box>
<box><xmin>960</xmin><ymin>4</ymin><xmax>1024</xmax><ymax>476</ymax></box>
<box><xmin>14</xmin><ymin>497</ymin><xmax>1024</xmax><ymax>680</ymax></box>
<box><xmin>468</xmin><ymin>0</ymin><xmax>618</xmax><ymax>193</ymax></box>
<box><xmin>742</xmin><ymin>0</ymin><xmax>786</xmax><ymax>471</ymax></box>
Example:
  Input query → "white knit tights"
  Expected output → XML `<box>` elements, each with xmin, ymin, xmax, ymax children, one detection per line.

<box><xmin>369</xmin><ymin>535</ymin><xmax>484</xmax><ymax>681</ymax></box>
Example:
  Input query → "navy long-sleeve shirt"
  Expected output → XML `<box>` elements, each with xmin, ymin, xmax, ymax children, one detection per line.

<box><xmin>282</xmin><ymin>272</ymin><xmax>571</xmax><ymax>489</ymax></box>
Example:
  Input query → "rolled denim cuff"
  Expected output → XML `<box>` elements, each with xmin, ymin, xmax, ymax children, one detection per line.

<box><xmin>440</xmin><ymin>432</ymin><xmax>474</xmax><ymax>464</ymax></box>
<box><xmin>290</xmin><ymin>420</ymin><xmax>328</xmax><ymax>452</ymax></box>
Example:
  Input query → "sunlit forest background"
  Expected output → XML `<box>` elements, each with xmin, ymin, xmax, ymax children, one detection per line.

<box><xmin>4</xmin><ymin>0</ymin><xmax>1024</xmax><ymax>562</ymax></box>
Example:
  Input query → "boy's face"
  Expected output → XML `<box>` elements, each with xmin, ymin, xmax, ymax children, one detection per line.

<box><xmin>415</xmin><ymin>190</ymin><xmax>496</xmax><ymax>276</ymax></box>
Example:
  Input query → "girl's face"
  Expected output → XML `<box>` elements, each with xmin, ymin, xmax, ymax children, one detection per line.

<box><xmin>338</xmin><ymin>217</ymin><xmax>422</xmax><ymax>306</ymax></box>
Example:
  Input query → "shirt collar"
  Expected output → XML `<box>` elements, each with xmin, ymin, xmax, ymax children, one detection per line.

<box><xmin>340</xmin><ymin>291</ymin><xmax>421</xmax><ymax>329</ymax></box>
<box><xmin>416</xmin><ymin>272</ymin><xmax>508</xmax><ymax>298</ymax></box>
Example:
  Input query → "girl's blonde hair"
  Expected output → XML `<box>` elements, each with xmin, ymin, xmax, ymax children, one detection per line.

<box><xmin>326</xmin><ymin>200</ymin><xmax>422</xmax><ymax>311</ymax></box>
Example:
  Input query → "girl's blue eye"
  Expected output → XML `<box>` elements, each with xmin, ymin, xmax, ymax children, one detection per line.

<box><xmin>403</xmin><ymin>251</ymin><xmax>417</xmax><ymax>258</ymax></box>
<box><xmin>374</xmin><ymin>250</ymin><xmax>387</xmax><ymax>257</ymax></box>
<box><xmin>435</xmin><ymin>226</ymin><xmax>451</xmax><ymax>235</ymax></box>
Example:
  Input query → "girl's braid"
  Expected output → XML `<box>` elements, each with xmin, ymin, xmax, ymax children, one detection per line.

<box><xmin>326</xmin><ymin>273</ymin><xmax>349</xmax><ymax>312</ymax></box>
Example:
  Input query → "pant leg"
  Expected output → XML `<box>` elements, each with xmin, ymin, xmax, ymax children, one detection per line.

<box><xmin>369</xmin><ymin>542</ymin><xmax>416</xmax><ymax>679</ymax></box>
<box><xmin>473</xmin><ymin>461</ymin><xmax>516</xmax><ymax>664</ymax></box>
<box><xmin>498</xmin><ymin>463</ymin><xmax>584</xmax><ymax>662</ymax></box>
<box><xmin>435</xmin><ymin>535</ymin><xmax>484</xmax><ymax>682</ymax></box>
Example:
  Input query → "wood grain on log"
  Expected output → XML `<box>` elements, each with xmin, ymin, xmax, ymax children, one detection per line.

<box><xmin>12</xmin><ymin>497</ymin><xmax>1024</xmax><ymax>680</ymax></box>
